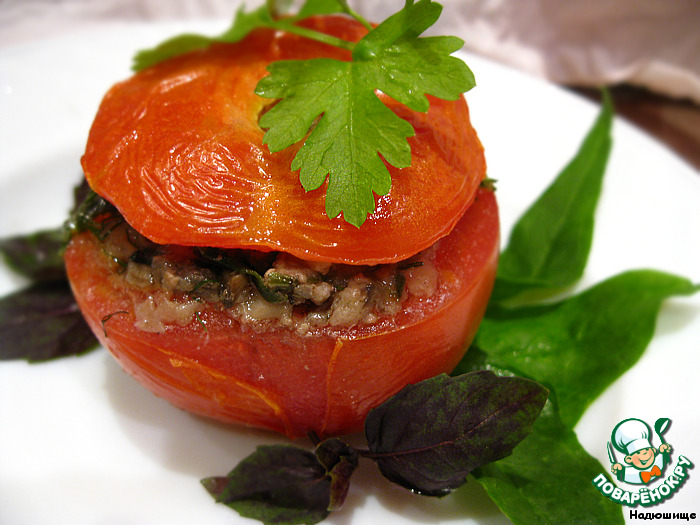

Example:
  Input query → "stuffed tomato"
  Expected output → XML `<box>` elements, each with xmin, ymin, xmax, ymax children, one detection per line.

<box><xmin>65</xmin><ymin>16</ymin><xmax>499</xmax><ymax>438</ymax></box>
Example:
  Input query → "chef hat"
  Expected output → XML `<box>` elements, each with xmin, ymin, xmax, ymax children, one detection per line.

<box><xmin>612</xmin><ymin>418</ymin><xmax>653</xmax><ymax>455</ymax></box>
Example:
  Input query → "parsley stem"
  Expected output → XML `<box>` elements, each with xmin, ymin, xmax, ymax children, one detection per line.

<box><xmin>273</xmin><ymin>19</ymin><xmax>356</xmax><ymax>51</ymax></box>
<box><xmin>265</xmin><ymin>0</ymin><xmax>286</xmax><ymax>18</ymax></box>
<box><xmin>337</xmin><ymin>0</ymin><xmax>374</xmax><ymax>31</ymax></box>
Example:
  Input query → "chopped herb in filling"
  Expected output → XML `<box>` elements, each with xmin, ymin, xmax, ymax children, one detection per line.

<box><xmin>69</xmin><ymin>191</ymin><xmax>440</xmax><ymax>331</ymax></box>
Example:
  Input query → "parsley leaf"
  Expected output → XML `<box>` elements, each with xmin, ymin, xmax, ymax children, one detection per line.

<box><xmin>219</xmin><ymin>4</ymin><xmax>274</xmax><ymax>42</ymax></box>
<box><xmin>256</xmin><ymin>0</ymin><xmax>474</xmax><ymax>227</ymax></box>
<box><xmin>132</xmin><ymin>34</ymin><xmax>213</xmax><ymax>72</ymax></box>
<box><xmin>257</xmin><ymin>59</ymin><xmax>414</xmax><ymax>227</ymax></box>
<box><xmin>132</xmin><ymin>4</ymin><xmax>274</xmax><ymax>71</ymax></box>
<box><xmin>297</xmin><ymin>0</ymin><xmax>348</xmax><ymax>18</ymax></box>
<box><xmin>352</xmin><ymin>0</ymin><xmax>473</xmax><ymax>111</ymax></box>
<box><xmin>132</xmin><ymin>0</ymin><xmax>348</xmax><ymax>72</ymax></box>
<box><xmin>132</xmin><ymin>0</ymin><xmax>473</xmax><ymax>227</ymax></box>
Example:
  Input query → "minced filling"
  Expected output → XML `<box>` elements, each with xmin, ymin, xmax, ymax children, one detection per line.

<box><xmin>83</xmin><ymin>203</ymin><xmax>439</xmax><ymax>333</ymax></box>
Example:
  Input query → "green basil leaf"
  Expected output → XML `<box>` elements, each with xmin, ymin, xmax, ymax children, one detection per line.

<box><xmin>473</xmin><ymin>408</ymin><xmax>624</xmax><ymax>525</ymax></box>
<box><xmin>474</xmin><ymin>270</ymin><xmax>699</xmax><ymax>428</ymax></box>
<box><xmin>453</xmin><ymin>355</ymin><xmax>623</xmax><ymax>524</ymax></box>
<box><xmin>202</xmin><ymin>445</ymin><xmax>331</xmax><ymax>525</ymax></box>
<box><xmin>364</xmin><ymin>371</ymin><xmax>547</xmax><ymax>496</ymax></box>
<box><xmin>492</xmin><ymin>91</ymin><xmax>613</xmax><ymax>301</ymax></box>
<box><xmin>0</xmin><ymin>229</ymin><xmax>66</xmax><ymax>282</ymax></box>
<box><xmin>0</xmin><ymin>282</ymin><xmax>98</xmax><ymax>362</ymax></box>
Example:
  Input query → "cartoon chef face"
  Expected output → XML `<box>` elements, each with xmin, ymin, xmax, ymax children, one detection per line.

<box><xmin>625</xmin><ymin>446</ymin><xmax>658</xmax><ymax>470</ymax></box>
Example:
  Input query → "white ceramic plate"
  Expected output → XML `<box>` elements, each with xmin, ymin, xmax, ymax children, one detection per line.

<box><xmin>1</xmin><ymin>21</ymin><xmax>698</xmax><ymax>525</ymax></box>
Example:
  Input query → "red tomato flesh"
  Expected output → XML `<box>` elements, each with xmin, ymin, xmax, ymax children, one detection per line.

<box><xmin>81</xmin><ymin>17</ymin><xmax>486</xmax><ymax>265</ymax></box>
<box><xmin>64</xmin><ymin>188</ymin><xmax>499</xmax><ymax>438</ymax></box>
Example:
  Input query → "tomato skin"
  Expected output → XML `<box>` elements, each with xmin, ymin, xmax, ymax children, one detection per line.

<box><xmin>81</xmin><ymin>17</ymin><xmax>486</xmax><ymax>265</ymax></box>
<box><xmin>64</xmin><ymin>188</ymin><xmax>499</xmax><ymax>438</ymax></box>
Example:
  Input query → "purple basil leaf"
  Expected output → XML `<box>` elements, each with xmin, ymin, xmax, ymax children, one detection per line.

<box><xmin>0</xmin><ymin>178</ymin><xmax>90</xmax><ymax>284</ymax></box>
<box><xmin>0</xmin><ymin>228</ymin><xmax>66</xmax><ymax>282</ymax></box>
<box><xmin>201</xmin><ymin>444</ymin><xmax>331</xmax><ymax>525</ymax></box>
<box><xmin>0</xmin><ymin>282</ymin><xmax>98</xmax><ymax>362</ymax></box>
<box><xmin>364</xmin><ymin>371</ymin><xmax>548</xmax><ymax>496</ymax></box>
<box><xmin>314</xmin><ymin>438</ymin><xmax>359</xmax><ymax>511</ymax></box>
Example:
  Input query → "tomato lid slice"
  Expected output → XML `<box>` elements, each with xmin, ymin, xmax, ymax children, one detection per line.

<box><xmin>81</xmin><ymin>18</ymin><xmax>486</xmax><ymax>264</ymax></box>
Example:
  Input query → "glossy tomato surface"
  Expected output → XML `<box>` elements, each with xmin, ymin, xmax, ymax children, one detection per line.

<box><xmin>81</xmin><ymin>17</ymin><xmax>486</xmax><ymax>264</ymax></box>
<box><xmin>64</xmin><ymin>188</ymin><xmax>499</xmax><ymax>438</ymax></box>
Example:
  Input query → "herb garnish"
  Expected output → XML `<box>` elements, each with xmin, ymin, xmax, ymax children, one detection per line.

<box><xmin>201</xmin><ymin>91</ymin><xmax>696</xmax><ymax>525</ymax></box>
<box><xmin>460</xmin><ymin>270</ymin><xmax>699</xmax><ymax>524</ymax></box>
<box><xmin>1</xmin><ymin>84</ymin><xmax>697</xmax><ymax>524</ymax></box>
<box><xmin>454</xmin><ymin>94</ymin><xmax>699</xmax><ymax>524</ymax></box>
<box><xmin>0</xmin><ymin>182</ymin><xmax>98</xmax><ymax>362</ymax></box>
<box><xmin>202</xmin><ymin>372</ymin><xmax>547</xmax><ymax>525</ymax></box>
<box><xmin>0</xmin><ymin>281</ymin><xmax>97</xmax><ymax>362</ymax></box>
<box><xmin>131</xmin><ymin>0</ymin><xmax>357</xmax><ymax>71</ymax></box>
<box><xmin>134</xmin><ymin>0</ymin><xmax>475</xmax><ymax>227</ymax></box>
<box><xmin>1</xmin><ymin>4</ymin><xmax>699</xmax><ymax>525</ymax></box>
<box><xmin>0</xmin><ymin>229</ymin><xmax>66</xmax><ymax>283</ymax></box>
<box><xmin>492</xmin><ymin>90</ymin><xmax>614</xmax><ymax>301</ymax></box>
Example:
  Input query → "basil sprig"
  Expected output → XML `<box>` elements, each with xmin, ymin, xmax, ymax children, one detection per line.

<box><xmin>0</xmin><ymin>182</ymin><xmax>99</xmax><ymax>362</ymax></box>
<box><xmin>202</xmin><ymin>372</ymin><xmax>547</xmax><ymax>525</ymax></box>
